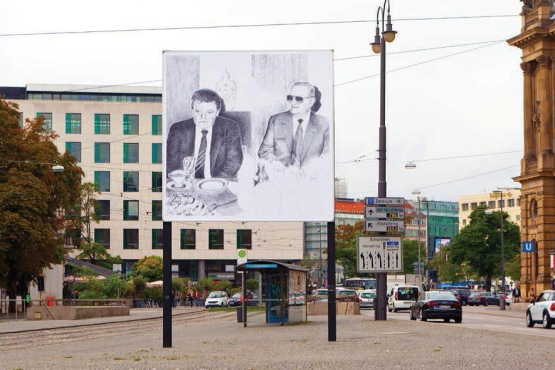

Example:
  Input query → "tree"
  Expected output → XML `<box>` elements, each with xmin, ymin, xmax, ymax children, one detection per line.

<box><xmin>71</xmin><ymin>182</ymin><xmax>121</xmax><ymax>269</ymax></box>
<box><xmin>504</xmin><ymin>253</ymin><xmax>522</xmax><ymax>282</ymax></box>
<box><xmin>132</xmin><ymin>256</ymin><xmax>163</xmax><ymax>282</ymax></box>
<box><xmin>401</xmin><ymin>239</ymin><xmax>420</xmax><ymax>275</ymax></box>
<box><xmin>335</xmin><ymin>221</ymin><xmax>364</xmax><ymax>278</ymax></box>
<box><xmin>0</xmin><ymin>97</ymin><xmax>83</xmax><ymax>298</ymax></box>
<box><xmin>449</xmin><ymin>207</ymin><xmax>520</xmax><ymax>292</ymax></box>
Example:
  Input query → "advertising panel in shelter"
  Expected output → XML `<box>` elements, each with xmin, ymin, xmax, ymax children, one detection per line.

<box><xmin>163</xmin><ymin>50</ymin><xmax>334</xmax><ymax>221</ymax></box>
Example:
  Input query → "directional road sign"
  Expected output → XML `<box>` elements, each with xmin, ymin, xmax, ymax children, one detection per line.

<box><xmin>365</xmin><ymin>206</ymin><xmax>404</xmax><ymax>219</ymax></box>
<box><xmin>365</xmin><ymin>197</ymin><xmax>404</xmax><ymax>206</ymax></box>
<box><xmin>364</xmin><ymin>220</ymin><xmax>405</xmax><ymax>232</ymax></box>
<box><xmin>357</xmin><ymin>235</ymin><xmax>403</xmax><ymax>272</ymax></box>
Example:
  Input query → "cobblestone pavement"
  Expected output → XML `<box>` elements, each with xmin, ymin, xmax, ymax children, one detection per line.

<box><xmin>1</xmin><ymin>307</ymin><xmax>554</xmax><ymax>369</ymax></box>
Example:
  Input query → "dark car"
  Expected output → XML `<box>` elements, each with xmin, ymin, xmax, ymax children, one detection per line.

<box><xmin>468</xmin><ymin>292</ymin><xmax>500</xmax><ymax>306</ymax></box>
<box><xmin>227</xmin><ymin>292</ymin><xmax>258</xmax><ymax>307</ymax></box>
<box><xmin>409</xmin><ymin>291</ymin><xmax>462</xmax><ymax>323</ymax></box>
<box><xmin>451</xmin><ymin>289</ymin><xmax>471</xmax><ymax>306</ymax></box>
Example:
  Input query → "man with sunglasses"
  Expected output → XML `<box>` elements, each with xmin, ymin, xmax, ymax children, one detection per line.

<box><xmin>258</xmin><ymin>82</ymin><xmax>329</xmax><ymax>169</ymax></box>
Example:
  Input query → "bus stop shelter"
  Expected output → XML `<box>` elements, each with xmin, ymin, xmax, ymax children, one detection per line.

<box><xmin>235</xmin><ymin>260</ymin><xmax>308</xmax><ymax>326</ymax></box>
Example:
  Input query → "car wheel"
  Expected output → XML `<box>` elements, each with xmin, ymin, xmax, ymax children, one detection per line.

<box><xmin>484</xmin><ymin>301</ymin><xmax>488</xmax><ymax>307</ymax></box>
<box><xmin>388</xmin><ymin>306</ymin><xmax>392</xmax><ymax>312</ymax></box>
<box><xmin>543</xmin><ymin>312</ymin><xmax>552</xmax><ymax>329</ymax></box>
<box><xmin>393</xmin><ymin>305</ymin><xmax>398</xmax><ymax>313</ymax></box>
<box><xmin>469</xmin><ymin>303</ymin><xmax>473</xmax><ymax>306</ymax></box>
<box><xmin>526</xmin><ymin>311</ymin><xmax>535</xmax><ymax>328</ymax></box>
<box><xmin>443</xmin><ymin>318</ymin><xmax>450</xmax><ymax>323</ymax></box>
<box><xmin>455</xmin><ymin>317</ymin><xmax>462</xmax><ymax>324</ymax></box>
<box><xmin>421</xmin><ymin>313</ymin><xmax>427</xmax><ymax>322</ymax></box>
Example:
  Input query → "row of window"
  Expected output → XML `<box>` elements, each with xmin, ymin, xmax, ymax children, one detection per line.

<box><xmin>92</xmin><ymin>172</ymin><xmax>163</xmax><ymax>194</ymax></box>
<box><xmin>461</xmin><ymin>198</ymin><xmax>520</xmax><ymax>212</ymax></box>
<box><xmin>30</xmin><ymin>93</ymin><xmax>161</xmax><ymax>103</ymax></box>
<box><xmin>65</xmin><ymin>142</ymin><xmax>162</xmax><ymax>164</ymax></box>
<box><xmin>36</xmin><ymin>113</ymin><xmax>162</xmax><ymax>135</ymax></box>
<box><xmin>94</xmin><ymin>229</ymin><xmax>253</xmax><ymax>250</ymax></box>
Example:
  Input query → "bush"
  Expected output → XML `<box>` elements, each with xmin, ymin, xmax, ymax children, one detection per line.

<box><xmin>133</xmin><ymin>276</ymin><xmax>147</xmax><ymax>298</ymax></box>
<box><xmin>246</xmin><ymin>278</ymin><xmax>259</xmax><ymax>291</ymax></box>
<box><xmin>199</xmin><ymin>277</ymin><xmax>215</xmax><ymax>293</ymax></box>
<box><xmin>229</xmin><ymin>287</ymin><xmax>242</xmax><ymax>296</ymax></box>
<box><xmin>143</xmin><ymin>286</ymin><xmax>163</xmax><ymax>302</ymax></box>
<box><xmin>216</xmin><ymin>280</ymin><xmax>232</xmax><ymax>292</ymax></box>
<box><xmin>103</xmin><ymin>275</ymin><xmax>125</xmax><ymax>298</ymax></box>
<box><xmin>131</xmin><ymin>256</ymin><xmax>163</xmax><ymax>282</ymax></box>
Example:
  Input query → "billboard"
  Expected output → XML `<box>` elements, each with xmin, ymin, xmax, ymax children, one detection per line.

<box><xmin>434</xmin><ymin>237</ymin><xmax>451</xmax><ymax>253</ymax></box>
<box><xmin>163</xmin><ymin>51</ymin><xmax>334</xmax><ymax>221</ymax></box>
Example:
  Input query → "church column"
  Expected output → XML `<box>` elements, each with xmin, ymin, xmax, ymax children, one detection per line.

<box><xmin>536</xmin><ymin>55</ymin><xmax>553</xmax><ymax>170</ymax></box>
<box><xmin>521</xmin><ymin>61</ymin><xmax>536</xmax><ymax>168</ymax></box>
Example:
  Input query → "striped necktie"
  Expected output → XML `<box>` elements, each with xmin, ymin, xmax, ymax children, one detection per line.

<box><xmin>195</xmin><ymin>130</ymin><xmax>208</xmax><ymax>178</ymax></box>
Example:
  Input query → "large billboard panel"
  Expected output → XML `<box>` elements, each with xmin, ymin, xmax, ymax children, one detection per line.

<box><xmin>163</xmin><ymin>51</ymin><xmax>334</xmax><ymax>221</ymax></box>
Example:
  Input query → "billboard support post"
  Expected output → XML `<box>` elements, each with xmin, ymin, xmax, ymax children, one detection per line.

<box><xmin>327</xmin><ymin>221</ymin><xmax>336</xmax><ymax>341</ymax></box>
<box><xmin>163</xmin><ymin>221</ymin><xmax>172</xmax><ymax>348</ymax></box>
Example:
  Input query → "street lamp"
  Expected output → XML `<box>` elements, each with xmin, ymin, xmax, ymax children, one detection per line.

<box><xmin>490</xmin><ymin>190</ymin><xmax>505</xmax><ymax>294</ymax></box>
<box><xmin>412</xmin><ymin>190</ymin><xmax>423</xmax><ymax>286</ymax></box>
<box><xmin>372</xmin><ymin>0</ymin><xmax>397</xmax><ymax>322</ymax></box>
<box><xmin>421</xmin><ymin>197</ymin><xmax>430</xmax><ymax>289</ymax></box>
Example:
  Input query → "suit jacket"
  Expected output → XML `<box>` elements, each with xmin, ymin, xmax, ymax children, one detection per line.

<box><xmin>258</xmin><ymin>111</ymin><xmax>329</xmax><ymax>168</ymax></box>
<box><xmin>166</xmin><ymin>116</ymin><xmax>243</xmax><ymax>178</ymax></box>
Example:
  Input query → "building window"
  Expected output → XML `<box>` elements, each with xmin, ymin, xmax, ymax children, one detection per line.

<box><xmin>96</xmin><ymin>200</ymin><xmax>110</xmax><ymax>220</ymax></box>
<box><xmin>462</xmin><ymin>219</ymin><xmax>467</xmax><ymax>226</ymax></box>
<box><xmin>36</xmin><ymin>112</ymin><xmax>52</xmax><ymax>133</ymax></box>
<box><xmin>94</xmin><ymin>142</ymin><xmax>110</xmax><ymax>163</ymax></box>
<box><xmin>123</xmin><ymin>171</ymin><xmax>139</xmax><ymax>192</ymax></box>
<box><xmin>94</xmin><ymin>114</ymin><xmax>110</xmax><ymax>134</ymax></box>
<box><xmin>94</xmin><ymin>171</ymin><xmax>110</xmax><ymax>192</ymax></box>
<box><xmin>237</xmin><ymin>229</ymin><xmax>252</xmax><ymax>250</ymax></box>
<box><xmin>123</xmin><ymin>143</ymin><xmax>139</xmax><ymax>163</ymax></box>
<box><xmin>152</xmin><ymin>115</ymin><xmax>162</xmax><ymax>135</ymax></box>
<box><xmin>180</xmin><ymin>229</ymin><xmax>196</xmax><ymax>250</ymax></box>
<box><xmin>508</xmin><ymin>199</ymin><xmax>515</xmax><ymax>207</ymax></box>
<box><xmin>94</xmin><ymin>229</ymin><xmax>110</xmax><ymax>249</ymax></box>
<box><xmin>123</xmin><ymin>114</ymin><xmax>139</xmax><ymax>135</ymax></box>
<box><xmin>123</xmin><ymin>229</ymin><xmax>139</xmax><ymax>249</ymax></box>
<box><xmin>470</xmin><ymin>202</ymin><xmax>477</xmax><ymax>210</ymax></box>
<box><xmin>152</xmin><ymin>229</ymin><xmax>163</xmax><ymax>249</ymax></box>
<box><xmin>517</xmin><ymin>197</ymin><xmax>521</xmax><ymax>206</ymax></box>
<box><xmin>123</xmin><ymin>200</ymin><xmax>139</xmax><ymax>220</ymax></box>
<box><xmin>498</xmin><ymin>200</ymin><xmax>505</xmax><ymax>208</ymax></box>
<box><xmin>488</xmin><ymin>201</ymin><xmax>496</xmax><ymax>208</ymax></box>
<box><xmin>479</xmin><ymin>201</ymin><xmax>486</xmax><ymax>207</ymax></box>
<box><xmin>152</xmin><ymin>172</ymin><xmax>162</xmax><ymax>192</ymax></box>
<box><xmin>152</xmin><ymin>200</ymin><xmax>162</xmax><ymax>221</ymax></box>
<box><xmin>461</xmin><ymin>203</ymin><xmax>468</xmax><ymax>212</ymax></box>
<box><xmin>18</xmin><ymin>112</ymin><xmax>24</xmax><ymax>127</ymax></box>
<box><xmin>209</xmin><ymin>229</ymin><xmax>224</xmax><ymax>250</ymax></box>
<box><xmin>152</xmin><ymin>143</ymin><xmax>162</xmax><ymax>163</ymax></box>
<box><xmin>65</xmin><ymin>142</ymin><xmax>81</xmax><ymax>162</ymax></box>
<box><xmin>517</xmin><ymin>215</ymin><xmax>521</xmax><ymax>221</ymax></box>
<box><xmin>65</xmin><ymin>113</ymin><xmax>81</xmax><ymax>134</ymax></box>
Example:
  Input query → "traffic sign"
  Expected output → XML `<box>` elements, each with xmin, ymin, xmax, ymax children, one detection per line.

<box><xmin>365</xmin><ymin>206</ymin><xmax>404</xmax><ymax>219</ymax></box>
<box><xmin>521</xmin><ymin>241</ymin><xmax>534</xmax><ymax>253</ymax></box>
<box><xmin>357</xmin><ymin>235</ymin><xmax>403</xmax><ymax>272</ymax></box>
<box><xmin>365</xmin><ymin>220</ymin><xmax>405</xmax><ymax>232</ymax></box>
<box><xmin>365</xmin><ymin>197</ymin><xmax>404</xmax><ymax>206</ymax></box>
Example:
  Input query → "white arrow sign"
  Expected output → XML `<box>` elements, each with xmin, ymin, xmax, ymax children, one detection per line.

<box><xmin>357</xmin><ymin>236</ymin><xmax>403</xmax><ymax>272</ymax></box>
<box><xmin>365</xmin><ymin>206</ymin><xmax>404</xmax><ymax>219</ymax></box>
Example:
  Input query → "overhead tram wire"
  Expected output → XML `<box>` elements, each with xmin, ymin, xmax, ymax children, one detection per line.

<box><xmin>0</xmin><ymin>14</ymin><xmax>518</xmax><ymax>38</ymax></box>
<box><xmin>415</xmin><ymin>165</ymin><xmax>519</xmax><ymax>191</ymax></box>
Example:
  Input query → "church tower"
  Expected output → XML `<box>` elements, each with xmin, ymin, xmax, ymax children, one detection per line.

<box><xmin>508</xmin><ymin>0</ymin><xmax>555</xmax><ymax>297</ymax></box>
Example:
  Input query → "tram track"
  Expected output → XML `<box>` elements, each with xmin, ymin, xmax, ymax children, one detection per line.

<box><xmin>0</xmin><ymin>310</ymin><xmax>236</xmax><ymax>351</ymax></box>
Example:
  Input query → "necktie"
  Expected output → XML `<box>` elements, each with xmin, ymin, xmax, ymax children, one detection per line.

<box><xmin>195</xmin><ymin>130</ymin><xmax>208</xmax><ymax>178</ymax></box>
<box><xmin>292</xmin><ymin>119</ymin><xmax>303</xmax><ymax>165</ymax></box>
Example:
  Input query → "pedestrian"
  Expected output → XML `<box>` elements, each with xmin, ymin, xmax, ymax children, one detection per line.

<box><xmin>512</xmin><ymin>284</ymin><xmax>521</xmax><ymax>303</ymax></box>
<box><xmin>528</xmin><ymin>287</ymin><xmax>536</xmax><ymax>302</ymax></box>
<box><xmin>195</xmin><ymin>290</ymin><xmax>200</xmax><ymax>307</ymax></box>
<box><xmin>187</xmin><ymin>290</ymin><xmax>194</xmax><ymax>307</ymax></box>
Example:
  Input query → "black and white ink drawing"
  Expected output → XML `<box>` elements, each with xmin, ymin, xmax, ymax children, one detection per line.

<box><xmin>162</xmin><ymin>51</ymin><xmax>334</xmax><ymax>221</ymax></box>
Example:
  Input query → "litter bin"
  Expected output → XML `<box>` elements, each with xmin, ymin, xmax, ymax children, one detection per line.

<box><xmin>236</xmin><ymin>306</ymin><xmax>243</xmax><ymax>322</ymax></box>
<box><xmin>500</xmin><ymin>298</ymin><xmax>506</xmax><ymax>310</ymax></box>
<box><xmin>46</xmin><ymin>296</ymin><xmax>55</xmax><ymax>307</ymax></box>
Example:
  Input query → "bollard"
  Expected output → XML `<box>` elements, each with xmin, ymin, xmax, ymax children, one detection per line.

<box><xmin>500</xmin><ymin>298</ymin><xmax>506</xmax><ymax>310</ymax></box>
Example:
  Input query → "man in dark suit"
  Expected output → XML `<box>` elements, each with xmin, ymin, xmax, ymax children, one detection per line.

<box><xmin>258</xmin><ymin>82</ymin><xmax>329</xmax><ymax>169</ymax></box>
<box><xmin>166</xmin><ymin>89</ymin><xmax>243</xmax><ymax>178</ymax></box>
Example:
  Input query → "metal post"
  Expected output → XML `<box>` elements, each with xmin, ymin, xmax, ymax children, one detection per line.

<box><xmin>500</xmin><ymin>192</ymin><xmax>505</xmax><ymax>293</ymax></box>
<box><xmin>318</xmin><ymin>224</ymin><xmax>322</xmax><ymax>288</ymax></box>
<box><xmin>327</xmin><ymin>221</ymin><xmax>336</xmax><ymax>341</ymax></box>
<box><xmin>417</xmin><ymin>197</ymin><xmax>422</xmax><ymax>284</ymax></box>
<box><xmin>162</xmin><ymin>221</ymin><xmax>172</xmax><ymax>348</ymax></box>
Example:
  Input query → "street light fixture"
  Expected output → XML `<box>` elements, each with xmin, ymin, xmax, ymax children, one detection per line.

<box><xmin>412</xmin><ymin>191</ymin><xmax>423</xmax><ymax>287</ymax></box>
<box><xmin>372</xmin><ymin>0</ymin><xmax>397</xmax><ymax>322</ymax></box>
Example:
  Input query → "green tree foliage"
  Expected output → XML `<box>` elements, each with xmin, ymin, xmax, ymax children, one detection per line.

<box><xmin>401</xmin><ymin>239</ymin><xmax>420</xmax><ymax>275</ymax></box>
<box><xmin>504</xmin><ymin>253</ymin><xmax>522</xmax><ymax>281</ymax></box>
<box><xmin>133</xmin><ymin>276</ymin><xmax>147</xmax><ymax>297</ymax></box>
<box><xmin>216</xmin><ymin>280</ymin><xmax>232</xmax><ymax>292</ymax></box>
<box><xmin>199</xmin><ymin>277</ymin><xmax>215</xmax><ymax>293</ymax></box>
<box><xmin>0</xmin><ymin>97</ymin><xmax>83</xmax><ymax>298</ymax></box>
<box><xmin>335</xmin><ymin>222</ymin><xmax>364</xmax><ymax>278</ymax></box>
<box><xmin>430</xmin><ymin>247</ymin><xmax>464</xmax><ymax>283</ymax></box>
<box><xmin>246</xmin><ymin>278</ymin><xmax>259</xmax><ymax>291</ymax></box>
<box><xmin>449</xmin><ymin>207</ymin><xmax>520</xmax><ymax>291</ymax></box>
<box><xmin>131</xmin><ymin>256</ymin><xmax>163</xmax><ymax>282</ymax></box>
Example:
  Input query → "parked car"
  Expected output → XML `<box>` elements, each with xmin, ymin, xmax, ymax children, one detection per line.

<box><xmin>468</xmin><ymin>292</ymin><xmax>500</xmax><ymax>306</ymax></box>
<box><xmin>498</xmin><ymin>293</ymin><xmax>512</xmax><ymax>306</ymax></box>
<box><xmin>336</xmin><ymin>289</ymin><xmax>358</xmax><ymax>302</ymax></box>
<box><xmin>227</xmin><ymin>293</ymin><xmax>242</xmax><ymax>307</ymax></box>
<box><xmin>388</xmin><ymin>285</ymin><xmax>419</xmax><ymax>312</ymax></box>
<box><xmin>356</xmin><ymin>289</ymin><xmax>376</xmax><ymax>309</ymax></box>
<box><xmin>526</xmin><ymin>290</ymin><xmax>555</xmax><ymax>328</ymax></box>
<box><xmin>450</xmin><ymin>288</ymin><xmax>471</xmax><ymax>306</ymax></box>
<box><xmin>204</xmin><ymin>291</ymin><xmax>229</xmax><ymax>308</ymax></box>
<box><xmin>409</xmin><ymin>291</ymin><xmax>462</xmax><ymax>323</ymax></box>
<box><xmin>311</xmin><ymin>288</ymin><xmax>328</xmax><ymax>301</ymax></box>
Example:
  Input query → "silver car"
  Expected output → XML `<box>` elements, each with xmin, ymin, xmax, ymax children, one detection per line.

<box><xmin>356</xmin><ymin>290</ymin><xmax>376</xmax><ymax>309</ymax></box>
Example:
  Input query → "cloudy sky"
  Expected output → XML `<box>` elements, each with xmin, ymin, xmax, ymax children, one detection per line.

<box><xmin>0</xmin><ymin>0</ymin><xmax>524</xmax><ymax>203</ymax></box>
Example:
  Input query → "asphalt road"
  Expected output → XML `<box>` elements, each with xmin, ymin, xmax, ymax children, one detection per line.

<box><xmin>363</xmin><ymin>305</ymin><xmax>555</xmax><ymax>339</ymax></box>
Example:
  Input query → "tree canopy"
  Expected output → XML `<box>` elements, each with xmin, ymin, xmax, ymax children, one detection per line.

<box><xmin>132</xmin><ymin>255</ymin><xmax>163</xmax><ymax>282</ymax></box>
<box><xmin>449</xmin><ymin>207</ymin><xmax>520</xmax><ymax>291</ymax></box>
<box><xmin>0</xmin><ymin>97</ymin><xmax>83</xmax><ymax>297</ymax></box>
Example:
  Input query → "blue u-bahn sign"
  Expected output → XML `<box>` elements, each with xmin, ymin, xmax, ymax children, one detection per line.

<box><xmin>521</xmin><ymin>241</ymin><xmax>534</xmax><ymax>253</ymax></box>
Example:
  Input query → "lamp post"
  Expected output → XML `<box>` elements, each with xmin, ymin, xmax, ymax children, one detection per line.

<box><xmin>412</xmin><ymin>191</ymin><xmax>423</xmax><ymax>286</ymax></box>
<box><xmin>371</xmin><ymin>0</ymin><xmax>397</xmax><ymax>321</ymax></box>
<box><xmin>491</xmin><ymin>190</ymin><xmax>505</xmax><ymax>294</ymax></box>
<box><xmin>317</xmin><ymin>224</ymin><xmax>323</xmax><ymax>288</ymax></box>
<box><xmin>421</xmin><ymin>198</ymin><xmax>430</xmax><ymax>289</ymax></box>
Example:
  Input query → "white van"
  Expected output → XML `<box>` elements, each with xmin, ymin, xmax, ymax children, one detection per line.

<box><xmin>388</xmin><ymin>285</ymin><xmax>419</xmax><ymax>312</ymax></box>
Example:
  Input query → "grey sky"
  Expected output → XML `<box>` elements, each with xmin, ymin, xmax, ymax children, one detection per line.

<box><xmin>0</xmin><ymin>0</ymin><xmax>524</xmax><ymax>202</ymax></box>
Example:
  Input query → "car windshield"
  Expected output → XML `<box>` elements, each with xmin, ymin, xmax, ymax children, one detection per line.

<box><xmin>314</xmin><ymin>289</ymin><xmax>328</xmax><ymax>295</ymax></box>
<box><xmin>338</xmin><ymin>290</ymin><xmax>356</xmax><ymax>296</ymax></box>
<box><xmin>398</xmin><ymin>287</ymin><xmax>418</xmax><ymax>300</ymax></box>
<box><xmin>361</xmin><ymin>292</ymin><xmax>375</xmax><ymax>299</ymax></box>
<box><xmin>426</xmin><ymin>292</ymin><xmax>456</xmax><ymax>301</ymax></box>
<box><xmin>209</xmin><ymin>292</ymin><xmax>225</xmax><ymax>298</ymax></box>
<box><xmin>232</xmin><ymin>293</ymin><xmax>241</xmax><ymax>299</ymax></box>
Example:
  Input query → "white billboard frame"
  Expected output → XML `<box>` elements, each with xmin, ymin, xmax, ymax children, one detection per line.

<box><xmin>162</xmin><ymin>50</ymin><xmax>335</xmax><ymax>222</ymax></box>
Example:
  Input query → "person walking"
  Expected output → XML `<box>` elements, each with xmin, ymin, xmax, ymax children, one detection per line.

<box><xmin>512</xmin><ymin>284</ymin><xmax>521</xmax><ymax>303</ymax></box>
<box><xmin>194</xmin><ymin>290</ymin><xmax>200</xmax><ymax>307</ymax></box>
